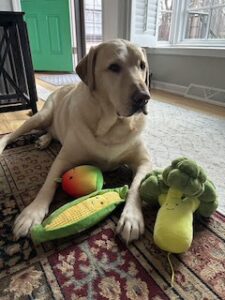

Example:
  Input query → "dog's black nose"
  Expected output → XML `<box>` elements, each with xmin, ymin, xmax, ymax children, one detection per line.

<box><xmin>132</xmin><ymin>90</ymin><xmax>150</xmax><ymax>108</ymax></box>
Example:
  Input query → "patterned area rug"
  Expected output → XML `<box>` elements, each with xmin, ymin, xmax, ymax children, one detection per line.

<box><xmin>0</xmin><ymin>130</ymin><xmax>225</xmax><ymax>299</ymax></box>
<box><xmin>38</xmin><ymin>74</ymin><xmax>80</xmax><ymax>86</ymax></box>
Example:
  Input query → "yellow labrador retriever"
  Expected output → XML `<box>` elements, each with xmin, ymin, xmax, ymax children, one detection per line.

<box><xmin>0</xmin><ymin>39</ymin><xmax>152</xmax><ymax>243</ymax></box>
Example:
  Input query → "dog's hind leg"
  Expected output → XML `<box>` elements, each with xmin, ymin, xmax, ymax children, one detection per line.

<box><xmin>0</xmin><ymin>101</ymin><xmax>53</xmax><ymax>154</ymax></box>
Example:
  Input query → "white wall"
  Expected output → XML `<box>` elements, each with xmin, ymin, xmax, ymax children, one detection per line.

<box><xmin>148</xmin><ymin>52</ymin><xmax>225</xmax><ymax>105</ymax></box>
<box><xmin>0</xmin><ymin>0</ymin><xmax>13</xmax><ymax>11</ymax></box>
<box><xmin>102</xmin><ymin>0</ymin><xmax>119</xmax><ymax>41</ymax></box>
<box><xmin>149</xmin><ymin>53</ymin><xmax>225</xmax><ymax>91</ymax></box>
<box><xmin>102</xmin><ymin>0</ymin><xmax>130</xmax><ymax>41</ymax></box>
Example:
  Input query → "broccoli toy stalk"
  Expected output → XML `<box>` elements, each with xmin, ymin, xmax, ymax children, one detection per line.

<box><xmin>139</xmin><ymin>157</ymin><xmax>218</xmax><ymax>254</ymax></box>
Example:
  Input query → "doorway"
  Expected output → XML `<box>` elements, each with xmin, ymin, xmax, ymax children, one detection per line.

<box><xmin>20</xmin><ymin>0</ymin><xmax>103</xmax><ymax>73</ymax></box>
<box><xmin>21</xmin><ymin>0</ymin><xmax>74</xmax><ymax>72</ymax></box>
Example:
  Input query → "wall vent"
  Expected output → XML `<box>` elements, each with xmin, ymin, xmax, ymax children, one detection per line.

<box><xmin>185</xmin><ymin>84</ymin><xmax>225</xmax><ymax>106</ymax></box>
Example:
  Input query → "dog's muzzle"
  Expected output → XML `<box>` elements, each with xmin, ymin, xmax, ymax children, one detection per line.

<box><xmin>131</xmin><ymin>90</ymin><xmax>150</xmax><ymax>115</ymax></box>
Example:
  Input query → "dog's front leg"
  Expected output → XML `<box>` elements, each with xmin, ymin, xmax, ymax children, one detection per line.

<box><xmin>117</xmin><ymin>144</ymin><xmax>152</xmax><ymax>243</ymax></box>
<box><xmin>13</xmin><ymin>149</ymin><xmax>78</xmax><ymax>239</ymax></box>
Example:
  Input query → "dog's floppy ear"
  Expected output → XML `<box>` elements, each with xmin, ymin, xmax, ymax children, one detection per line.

<box><xmin>141</xmin><ymin>48</ymin><xmax>150</xmax><ymax>90</ymax></box>
<box><xmin>76</xmin><ymin>46</ymin><xmax>97</xmax><ymax>91</ymax></box>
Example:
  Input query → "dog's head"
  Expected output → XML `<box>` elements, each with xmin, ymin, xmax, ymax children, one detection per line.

<box><xmin>76</xmin><ymin>39</ymin><xmax>151</xmax><ymax>117</ymax></box>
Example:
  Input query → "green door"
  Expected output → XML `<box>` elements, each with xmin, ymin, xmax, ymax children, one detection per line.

<box><xmin>21</xmin><ymin>0</ymin><xmax>73</xmax><ymax>71</ymax></box>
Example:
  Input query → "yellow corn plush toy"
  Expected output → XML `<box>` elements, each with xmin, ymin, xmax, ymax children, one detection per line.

<box><xmin>139</xmin><ymin>157</ymin><xmax>218</xmax><ymax>254</ymax></box>
<box><xmin>31</xmin><ymin>186</ymin><xmax>128</xmax><ymax>243</ymax></box>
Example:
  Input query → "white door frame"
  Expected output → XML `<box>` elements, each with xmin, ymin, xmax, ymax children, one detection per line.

<box><xmin>12</xmin><ymin>0</ymin><xmax>21</xmax><ymax>11</ymax></box>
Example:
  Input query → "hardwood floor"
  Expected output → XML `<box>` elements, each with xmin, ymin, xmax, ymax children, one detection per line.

<box><xmin>0</xmin><ymin>77</ymin><xmax>57</xmax><ymax>134</ymax></box>
<box><xmin>0</xmin><ymin>78</ymin><xmax>225</xmax><ymax>135</ymax></box>
<box><xmin>151</xmin><ymin>90</ymin><xmax>225</xmax><ymax>119</ymax></box>
<box><xmin>0</xmin><ymin>99</ymin><xmax>44</xmax><ymax>134</ymax></box>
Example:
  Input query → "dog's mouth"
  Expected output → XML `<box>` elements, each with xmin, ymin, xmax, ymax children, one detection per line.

<box><xmin>132</xmin><ymin>98</ymin><xmax>149</xmax><ymax>116</ymax></box>
<box><xmin>117</xmin><ymin>104</ymin><xmax>148</xmax><ymax>118</ymax></box>
<box><xmin>134</xmin><ymin>104</ymin><xmax>148</xmax><ymax>115</ymax></box>
<box><xmin>131</xmin><ymin>103</ymin><xmax>148</xmax><ymax>116</ymax></box>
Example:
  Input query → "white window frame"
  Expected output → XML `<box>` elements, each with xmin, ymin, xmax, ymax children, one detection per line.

<box><xmin>156</xmin><ymin>0</ymin><xmax>225</xmax><ymax>48</ymax></box>
<box><xmin>156</xmin><ymin>0</ymin><xmax>175</xmax><ymax>46</ymax></box>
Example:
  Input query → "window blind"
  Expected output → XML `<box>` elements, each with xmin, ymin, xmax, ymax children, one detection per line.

<box><xmin>130</xmin><ymin>0</ymin><xmax>159</xmax><ymax>47</ymax></box>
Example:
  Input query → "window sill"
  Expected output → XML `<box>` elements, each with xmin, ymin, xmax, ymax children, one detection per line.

<box><xmin>146</xmin><ymin>46</ymin><xmax>225</xmax><ymax>58</ymax></box>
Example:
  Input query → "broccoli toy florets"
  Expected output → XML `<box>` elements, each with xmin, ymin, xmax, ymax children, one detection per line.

<box><xmin>162</xmin><ymin>157</ymin><xmax>207</xmax><ymax>197</ymax></box>
<box><xmin>139</xmin><ymin>170</ymin><xmax>168</xmax><ymax>206</ymax></box>
<box><xmin>197</xmin><ymin>179</ymin><xmax>218</xmax><ymax>217</ymax></box>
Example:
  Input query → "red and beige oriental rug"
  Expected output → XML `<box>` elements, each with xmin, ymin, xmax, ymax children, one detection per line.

<box><xmin>0</xmin><ymin>133</ymin><xmax>224</xmax><ymax>300</ymax></box>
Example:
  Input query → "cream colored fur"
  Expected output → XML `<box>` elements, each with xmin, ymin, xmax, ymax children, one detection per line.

<box><xmin>0</xmin><ymin>39</ymin><xmax>152</xmax><ymax>243</ymax></box>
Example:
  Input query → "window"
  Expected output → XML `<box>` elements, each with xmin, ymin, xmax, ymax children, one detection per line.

<box><xmin>158</xmin><ymin>0</ymin><xmax>173</xmax><ymax>41</ymax></box>
<box><xmin>131</xmin><ymin>0</ymin><xmax>225</xmax><ymax>47</ymax></box>
<box><xmin>84</xmin><ymin>0</ymin><xmax>103</xmax><ymax>51</ymax></box>
<box><xmin>184</xmin><ymin>0</ymin><xmax>225</xmax><ymax>41</ymax></box>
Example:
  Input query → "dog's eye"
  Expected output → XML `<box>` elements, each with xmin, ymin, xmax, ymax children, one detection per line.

<box><xmin>108</xmin><ymin>63</ymin><xmax>121</xmax><ymax>73</ymax></box>
<box><xmin>140</xmin><ymin>61</ymin><xmax>145</xmax><ymax>70</ymax></box>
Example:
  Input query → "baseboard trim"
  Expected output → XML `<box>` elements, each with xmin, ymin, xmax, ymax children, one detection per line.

<box><xmin>152</xmin><ymin>80</ymin><xmax>225</xmax><ymax>107</ymax></box>
<box><xmin>152</xmin><ymin>80</ymin><xmax>186</xmax><ymax>96</ymax></box>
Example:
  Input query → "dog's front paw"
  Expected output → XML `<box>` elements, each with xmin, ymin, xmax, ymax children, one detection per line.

<box><xmin>35</xmin><ymin>133</ymin><xmax>52</xmax><ymax>150</ymax></box>
<box><xmin>13</xmin><ymin>202</ymin><xmax>49</xmax><ymax>239</ymax></box>
<box><xmin>116</xmin><ymin>204</ymin><xmax>145</xmax><ymax>244</ymax></box>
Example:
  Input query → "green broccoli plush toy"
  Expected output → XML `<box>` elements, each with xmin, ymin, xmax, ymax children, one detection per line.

<box><xmin>140</xmin><ymin>157</ymin><xmax>218</xmax><ymax>254</ymax></box>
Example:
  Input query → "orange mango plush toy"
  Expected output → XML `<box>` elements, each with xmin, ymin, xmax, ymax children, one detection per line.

<box><xmin>56</xmin><ymin>165</ymin><xmax>104</xmax><ymax>198</ymax></box>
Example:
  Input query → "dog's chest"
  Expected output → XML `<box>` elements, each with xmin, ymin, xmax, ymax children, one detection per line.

<box><xmin>96</xmin><ymin>116</ymin><xmax>143</xmax><ymax>146</ymax></box>
<box><xmin>91</xmin><ymin>143</ymin><xmax>128</xmax><ymax>171</ymax></box>
<box><xmin>91</xmin><ymin>118</ymin><xmax>143</xmax><ymax>170</ymax></box>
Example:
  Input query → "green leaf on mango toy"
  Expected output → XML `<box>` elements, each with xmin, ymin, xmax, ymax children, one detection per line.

<box><xmin>57</xmin><ymin>165</ymin><xmax>104</xmax><ymax>197</ymax></box>
<box><xmin>140</xmin><ymin>157</ymin><xmax>218</xmax><ymax>254</ymax></box>
<box><xmin>31</xmin><ymin>186</ymin><xmax>128</xmax><ymax>244</ymax></box>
